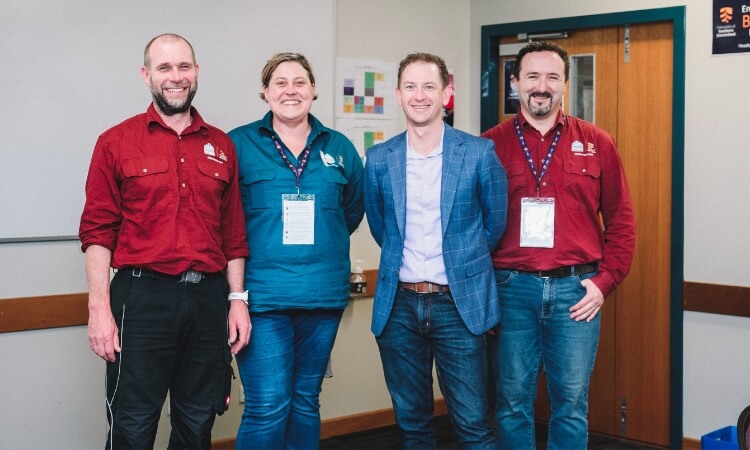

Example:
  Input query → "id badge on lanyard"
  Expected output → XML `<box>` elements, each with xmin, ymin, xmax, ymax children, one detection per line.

<box><xmin>282</xmin><ymin>194</ymin><xmax>315</xmax><ymax>245</ymax></box>
<box><xmin>271</xmin><ymin>133</ymin><xmax>317</xmax><ymax>245</ymax></box>
<box><xmin>514</xmin><ymin>116</ymin><xmax>563</xmax><ymax>249</ymax></box>
<box><xmin>520</xmin><ymin>197</ymin><xmax>554</xmax><ymax>248</ymax></box>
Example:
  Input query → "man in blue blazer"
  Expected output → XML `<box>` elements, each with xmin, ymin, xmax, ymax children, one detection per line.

<box><xmin>364</xmin><ymin>52</ymin><xmax>508</xmax><ymax>449</ymax></box>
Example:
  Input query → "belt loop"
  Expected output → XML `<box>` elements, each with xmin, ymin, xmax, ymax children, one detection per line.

<box><xmin>133</xmin><ymin>268</ymin><xmax>142</xmax><ymax>278</ymax></box>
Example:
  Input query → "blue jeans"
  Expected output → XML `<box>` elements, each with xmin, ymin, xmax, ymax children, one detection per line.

<box><xmin>376</xmin><ymin>288</ymin><xmax>495</xmax><ymax>450</ymax></box>
<box><xmin>235</xmin><ymin>309</ymin><xmax>344</xmax><ymax>450</ymax></box>
<box><xmin>488</xmin><ymin>270</ymin><xmax>600</xmax><ymax>450</ymax></box>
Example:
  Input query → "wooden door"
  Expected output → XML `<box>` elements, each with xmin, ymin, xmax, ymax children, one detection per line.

<box><xmin>495</xmin><ymin>22</ymin><xmax>672</xmax><ymax>446</ymax></box>
<box><xmin>613</xmin><ymin>22</ymin><xmax>672</xmax><ymax>446</ymax></box>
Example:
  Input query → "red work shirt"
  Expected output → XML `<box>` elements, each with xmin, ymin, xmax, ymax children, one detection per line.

<box><xmin>482</xmin><ymin>111</ymin><xmax>636</xmax><ymax>297</ymax></box>
<box><xmin>79</xmin><ymin>104</ymin><xmax>248</xmax><ymax>275</ymax></box>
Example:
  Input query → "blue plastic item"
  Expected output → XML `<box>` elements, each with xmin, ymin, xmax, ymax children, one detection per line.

<box><xmin>701</xmin><ymin>426</ymin><xmax>739</xmax><ymax>450</ymax></box>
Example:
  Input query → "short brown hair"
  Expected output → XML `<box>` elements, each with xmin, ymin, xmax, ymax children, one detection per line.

<box><xmin>397</xmin><ymin>52</ymin><xmax>450</xmax><ymax>88</ymax></box>
<box><xmin>514</xmin><ymin>41</ymin><xmax>570</xmax><ymax>81</ymax></box>
<box><xmin>259</xmin><ymin>52</ymin><xmax>318</xmax><ymax>101</ymax></box>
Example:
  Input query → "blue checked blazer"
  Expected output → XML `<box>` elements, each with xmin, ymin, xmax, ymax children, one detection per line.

<box><xmin>364</xmin><ymin>125</ymin><xmax>508</xmax><ymax>337</ymax></box>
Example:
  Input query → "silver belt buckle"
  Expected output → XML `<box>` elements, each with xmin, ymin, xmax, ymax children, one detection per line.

<box><xmin>180</xmin><ymin>270</ymin><xmax>203</xmax><ymax>283</ymax></box>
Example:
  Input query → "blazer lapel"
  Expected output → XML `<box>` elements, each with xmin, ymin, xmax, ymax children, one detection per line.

<box><xmin>386</xmin><ymin>132</ymin><xmax>408</xmax><ymax>240</ymax></box>
<box><xmin>441</xmin><ymin>126</ymin><xmax>464</xmax><ymax>236</ymax></box>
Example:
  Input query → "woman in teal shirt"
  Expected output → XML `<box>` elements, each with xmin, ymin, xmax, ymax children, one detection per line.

<box><xmin>229</xmin><ymin>52</ymin><xmax>364</xmax><ymax>449</ymax></box>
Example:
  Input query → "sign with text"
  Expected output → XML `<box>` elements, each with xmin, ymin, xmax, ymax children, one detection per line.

<box><xmin>713</xmin><ymin>0</ymin><xmax>750</xmax><ymax>54</ymax></box>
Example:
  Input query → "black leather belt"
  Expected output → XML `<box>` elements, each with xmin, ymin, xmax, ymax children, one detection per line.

<box><xmin>126</xmin><ymin>267</ymin><xmax>217</xmax><ymax>284</ymax></box>
<box><xmin>398</xmin><ymin>281</ymin><xmax>450</xmax><ymax>294</ymax></box>
<box><xmin>518</xmin><ymin>263</ymin><xmax>598</xmax><ymax>278</ymax></box>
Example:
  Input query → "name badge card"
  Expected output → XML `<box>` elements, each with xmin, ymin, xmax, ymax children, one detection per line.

<box><xmin>520</xmin><ymin>197</ymin><xmax>555</xmax><ymax>248</ymax></box>
<box><xmin>282</xmin><ymin>194</ymin><xmax>315</xmax><ymax>245</ymax></box>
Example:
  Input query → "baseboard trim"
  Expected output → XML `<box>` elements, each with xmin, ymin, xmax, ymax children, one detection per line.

<box><xmin>212</xmin><ymin>399</ymin><xmax>448</xmax><ymax>448</ymax></box>
<box><xmin>682</xmin><ymin>436</ymin><xmax>701</xmax><ymax>450</ymax></box>
<box><xmin>321</xmin><ymin>398</ymin><xmax>447</xmax><ymax>439</ymax></box>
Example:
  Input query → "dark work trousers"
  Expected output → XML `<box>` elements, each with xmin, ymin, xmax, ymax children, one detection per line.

<box><xmin>104</xmin><ymin>269</ymin><xmax>232</xmax><ymax>450</ymax></box>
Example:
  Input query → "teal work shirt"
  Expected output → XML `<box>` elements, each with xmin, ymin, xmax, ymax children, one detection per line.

<box><xmin>229</xmin><ymin>112</ymin><xmax>365</xmax><ymax>312</ymax></box>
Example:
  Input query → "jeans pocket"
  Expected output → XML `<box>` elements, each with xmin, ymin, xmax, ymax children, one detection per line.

<box><xmin>215</xmin><ymin>346</ymin><xmax>235</xmax><ymax>416</ymax></box>
<box><xmin>494</xmin><ymin>269</ymin><xmax>514</xmax><ymax>285</ymax></box>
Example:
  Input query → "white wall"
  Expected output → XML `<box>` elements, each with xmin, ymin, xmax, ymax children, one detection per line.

<box><xmin>2</xmin><ymin>0</ymin><xmax>749</xmax><ymax>447</ymax></box>
<box><xmin>468</xmin><ymin>0</ymin><xmax>750</xmax><ymax>440</ymax></box>
<box><xmin>0</xmin><ymin>1</ymin><xmax>461</xmax><ymax>448</ymax></box>
<box><xmin>0</xmin><ymin>0</ymin><xmax>336</xmax><ymax>241</ymax></box>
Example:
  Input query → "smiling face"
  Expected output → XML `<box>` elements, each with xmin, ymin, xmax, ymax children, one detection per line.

<box><xmin>396</xmin><ymin>61</ymin><xmax>452</xmax><ymax>129</ymax></box>
<box><xmin>141</xmin><ymin>36</ymin><xmax>198</xmax><ymax>116</ymax></box>
<box><xmin>263</xmin><ymin>61</ymin><xmax>315</xmax><ymax>125</ymax></box>
<box><xmin>513</xmin><ymin>50</ymin><xmax>566</xmax><ymax>120</ymax></box>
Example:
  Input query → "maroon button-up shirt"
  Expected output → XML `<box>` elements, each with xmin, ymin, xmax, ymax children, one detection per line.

<box><xmin>79</xmin><ymin>104</ymin><xmax>248</xmax><ymax>275</ymax></box>
<box><xmin>482</xmin><ymin>111</ymin><xmax>635</xmax><ymax>297</ymax></box>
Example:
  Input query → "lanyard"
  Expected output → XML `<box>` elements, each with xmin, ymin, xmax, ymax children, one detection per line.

<box><xmin>270</xmin><ymin>134</ymin><xmax>313</xmax><ymax>194</ymax></box>
<box><xmin>513</xmin><ymin>116</ymin><xmax>564</xmax><ymax>197</ymax></box>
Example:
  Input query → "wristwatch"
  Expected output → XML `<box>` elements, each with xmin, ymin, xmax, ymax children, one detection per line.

<box><xmin>228</xmin><ymin>291</ymin><xmax>249</xmax><ymax>306</ymax></box>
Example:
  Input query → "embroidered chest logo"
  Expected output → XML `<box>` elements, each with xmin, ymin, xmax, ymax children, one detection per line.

<box><xmin>571</xmin><ymin>140</ymin><xmax>596</xmax><ymax>157</ymax></box>
<box><xmin>204</xmin><ymin>142</ymin><xmax>228</xmax><ymax>163</ymax></box>
<box><xmin>320</xmin><ymin>150</ymin><xmax>345</xmax><ymax>168</ymax></box>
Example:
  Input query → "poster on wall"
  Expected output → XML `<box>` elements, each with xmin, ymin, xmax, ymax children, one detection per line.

<box><xmin>337</xmin><ymin>119</ymin><xmax>397</xmax><ymax>159</ymax></box>
<box><xmin>443</xmin><ymin>70</ymin><xmax>455</xmax><ymax>126</ymax></box>
<box><xmin>336</xmin><ymin>58</ymin><xmax>397</xmax><ymax>120</ymax></box>
<box><xmin>713</xmin><ymin>0</ymin><xmax>750</xmax><ymax>54</ymax></box>
<box><xmin>503</xmin><ymin>59</ymin><xmax>520</xmax><ymax>115</ymax></box>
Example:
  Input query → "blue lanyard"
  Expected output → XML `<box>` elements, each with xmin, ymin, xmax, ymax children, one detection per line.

<box><xmin>513</xmin><ymin>116</ymin><xmax>564</xmax><ymax>197</ymax></box>
<box><xmin>270</xmin><ymin>134</ymin><xmax>312</xmax><ymax>194</ymax></box>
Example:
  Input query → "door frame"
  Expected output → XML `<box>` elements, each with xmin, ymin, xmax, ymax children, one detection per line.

<box><xmin>480</xmin><ymin>7</ymin><xmax>686</xmax><ymax>448</ymax></box>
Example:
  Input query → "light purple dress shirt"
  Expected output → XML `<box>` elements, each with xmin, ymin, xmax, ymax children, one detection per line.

<box><xmin>399</xmin><ymin>129</ymin><xmax>448</xmax><ymax>285</ymax></box>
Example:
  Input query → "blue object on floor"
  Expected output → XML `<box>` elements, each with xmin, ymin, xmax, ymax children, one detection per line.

<box><xmin>702</xmin><ymin>426</ymin><xmax>740</xmax><ymax>450</ymax></box>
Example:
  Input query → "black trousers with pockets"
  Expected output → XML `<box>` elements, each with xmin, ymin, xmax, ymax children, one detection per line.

<box><xmin>105</xmin><ymin>269</ymin><xmax>231</xmax><ymax>450</ymax></box>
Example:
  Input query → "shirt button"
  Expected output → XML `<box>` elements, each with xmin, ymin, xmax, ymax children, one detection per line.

<box><xmin>542</xmin><ymin>181</ymin><xmax>547</xmax><ymax>186</ymax></box>
<box><xmin>582</xmin><ymin>168</ymin><xmax>587</xmax><ymax>173</ymax></box>
<box><xmin>181</xmin><ymin>182</ymin><xmax>186</xmax><ymax>188</ymax></box>
<box><xmin>142</xmin><ymin>168</ymin><xmax>148</xmax><ymax>173</ymax></box>
<box><xmin>214</xmin><ymin>173</ymin><xmax>219</xmax><ymax>177</ymax></box>
<box><xmin>180</xmin><ymin>158</ymin><xmax>185</xmax><ymax>163</ymax></box>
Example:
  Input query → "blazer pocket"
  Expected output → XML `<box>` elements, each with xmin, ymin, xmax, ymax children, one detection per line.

<box><xmin>464</xmin><ymin>253</ymin><xmax>492</xmax><ymax>278</ymax></box>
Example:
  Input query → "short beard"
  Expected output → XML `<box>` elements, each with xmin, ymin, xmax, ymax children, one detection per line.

<box><xmin>152</xmin><ymin>86</ymin><xmax>197</xmax><ymax>116</ymax></box>
<box><xmin>528</xmin><ymin>101</ymin><xmax>552</xmax><ymax>117</ymax></box>
<box><xmin>527</xmin><ymin>93</ymin><xmax>554</xmax><ymax>117</ymax></box>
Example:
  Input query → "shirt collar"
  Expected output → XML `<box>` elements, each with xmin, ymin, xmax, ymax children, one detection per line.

<box><xmin>258</xmin><ymin>111</ymin><xmax>327</xmax><ymax>144</ymax></box>
<box><xmin>146</xmin><ymin>103</ymin><xmax>207</xmax><ymax>135</ymax></box>
<box><xmin>517</xmin><ymin>109</ymin><xmax>565</xmax><ymax>136</ymax></box>
<box><xmin>406</xmin><ymin>123</ymin><xmax>445</xmax><ymax>159</ymax></box>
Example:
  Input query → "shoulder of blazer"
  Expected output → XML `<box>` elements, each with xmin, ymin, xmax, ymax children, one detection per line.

<box><xmin>445</xmin><ymin>124</ymin><xmax>484</xmax><ymax>152</ymax></box>
<box><xmin>444</xmin><ymin>124</ymin><xmax>492</xmax><ymax>148</ymax></box>
<box><xmin>386</xmin><ymin>131</ymin><xmax>407</xmax><ymax>151</ymax></box>
<box><xmin>369</xmin><ymin>131</ymin><xmax>406</xmax><ymax>159</ymax></box>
